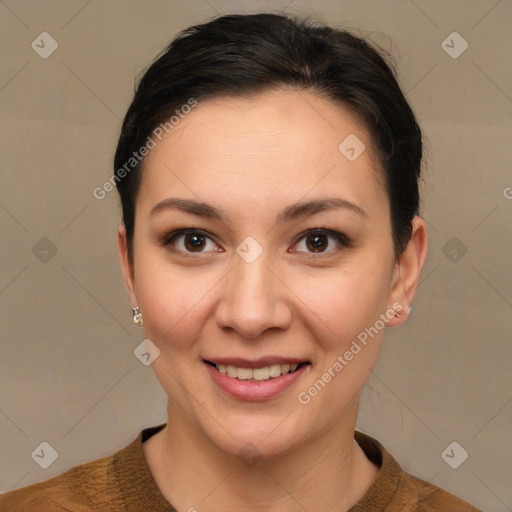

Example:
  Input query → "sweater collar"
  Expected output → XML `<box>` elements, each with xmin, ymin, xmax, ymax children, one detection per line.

<box><xmin>113</xmin><ymin>423</ymin><xmax>404</xmax><ymax>511</ymax></box>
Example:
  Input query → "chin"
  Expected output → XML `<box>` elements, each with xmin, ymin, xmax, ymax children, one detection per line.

<box><xmin>198</xmin><ymin>412</ymin><xmax>308</xmax><ymax>462</ymax></box>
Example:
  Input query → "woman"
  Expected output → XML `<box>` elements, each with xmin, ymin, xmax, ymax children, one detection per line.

<box><xmin>0</xmin><ymin>12</ymin><xmax>482</xmax><ymax>512</ymax></box>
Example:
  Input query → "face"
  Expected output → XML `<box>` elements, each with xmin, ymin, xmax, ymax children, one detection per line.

<box><xmin>118</xmin><ymin>89</ymin><xmax>425</xmax><ymax>458</ymax></box>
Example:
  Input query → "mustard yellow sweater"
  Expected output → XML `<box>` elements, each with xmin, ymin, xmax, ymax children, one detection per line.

<box><xmin>0</xmin><ymin>423</ymin><xmax>482</xmax><ymax>511</ymax></box>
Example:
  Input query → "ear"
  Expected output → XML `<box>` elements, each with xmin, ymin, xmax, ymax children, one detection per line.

<box><xmin>386</xmin><ymin>216</ymin><xmax>428</xmax><ymax>327</ymax></box>
<box><xmin>117</xmin><ymin>223</ymin><xmax>138</xmax><ymax>307</ymax></box>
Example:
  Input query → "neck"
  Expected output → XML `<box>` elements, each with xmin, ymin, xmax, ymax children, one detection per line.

<box><xmin>143</xmin><ymin>399</ymin><xmax>379</xmax><ymax>512</ymax></box>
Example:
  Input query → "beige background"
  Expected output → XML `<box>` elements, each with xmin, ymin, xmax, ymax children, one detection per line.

<box><xmin>1</xmin><ymin>1</ymin><xmax>511</xmax><ymax>510</ymax></box>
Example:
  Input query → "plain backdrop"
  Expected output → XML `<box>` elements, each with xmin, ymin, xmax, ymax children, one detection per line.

<box><xmin>1</xmin><ymin>1</ymin><xmax>511</xmax><ymax>511</ymax></box>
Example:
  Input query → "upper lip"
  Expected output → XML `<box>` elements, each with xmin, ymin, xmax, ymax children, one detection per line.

<box><xmin>204</xmin><ymin>357</ymin><xmax>309</xmax><ymax>369</ymax></box>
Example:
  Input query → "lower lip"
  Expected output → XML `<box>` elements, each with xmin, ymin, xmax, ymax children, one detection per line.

<box><xmin>204</xmin><ymin>362</ymin><xmax>309</xmax><ymax>401</ymax></box>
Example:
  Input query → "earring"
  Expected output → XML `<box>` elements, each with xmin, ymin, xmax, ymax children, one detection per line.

<box><xmin>132</xmin><ymin>306</ymin><xmax>143</xmax><ymax>326</ymax></box>
<box><xmin>394</xmin><ymin>305</ymin><xmax>413</xmax><ymax>318</ymax></box>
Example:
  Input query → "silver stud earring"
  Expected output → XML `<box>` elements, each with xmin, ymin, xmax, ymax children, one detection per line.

<box><xmin>132</xmin><ymin>306</ymin><xmax>143</xmax><ymax>327</ymax></box>
<box><xmin>394</xmin><ymin>305</ymin><xmax>412</xmax><ymax>318</ymax></box>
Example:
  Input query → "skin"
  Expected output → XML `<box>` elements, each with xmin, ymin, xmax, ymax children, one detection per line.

<box><xmin>117</xmin><ymin>88</ymin><xmax>427</xmax><ymax>512</ymax></box>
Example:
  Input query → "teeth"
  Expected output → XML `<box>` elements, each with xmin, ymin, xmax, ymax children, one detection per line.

<box><xmin>252</xmin><ymin>366</ymin><xmax>270</xmax><ymax>381</ymax></box>
<box><xmin>216</xmin><ymin>362</ymin><xmax>302</xmax><ymax>381</ymax></box>
<box><xmin>269</xmin><ymin>364</ymin><xmax>282</xmax><ymax>378</ymax></box>
<box><xmin>237</xmin><ymin>367</ymin><xmax>253</xmax><ymax>380</ymax></box>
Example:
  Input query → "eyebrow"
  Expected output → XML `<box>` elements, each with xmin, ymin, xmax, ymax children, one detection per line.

<box><xmin>149</xmin><ymin>197</ymin><xmax>367</xmax><ymax>223</ymax></box>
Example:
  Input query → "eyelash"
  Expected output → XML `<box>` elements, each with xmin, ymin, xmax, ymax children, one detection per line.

<box><xmin>160</xmin><ymin>227</ymin><xmax>352</xmax><ymax>257</ymax></box>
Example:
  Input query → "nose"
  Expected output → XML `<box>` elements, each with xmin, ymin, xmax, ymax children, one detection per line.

<box><xmin>214</xmin><ymin>252</ymin><xmax>292</xmax><ymax>339</ymax></box>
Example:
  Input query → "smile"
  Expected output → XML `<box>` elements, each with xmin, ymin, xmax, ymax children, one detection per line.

<box><xmin>203</xmin><ymin>359</ymin><xmax>311</xmax><ymax>400</ymax></box>
<box><xmin>206</xmin><ymin>361</ymin><xmax>309</xmax><ymax>381</ymax></box>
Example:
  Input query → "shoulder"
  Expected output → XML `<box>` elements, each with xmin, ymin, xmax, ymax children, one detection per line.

<box><xmin>353</xmin><ymin>430</ymin><xmax>483</xmax><ymax>512</ymax></box>
<box><xmin>0</xmin><ymin>451</ymin><xmax>117</xmax><ymax>512</ymax></box>
<box><xmin>400</xmin><ymin>471</ymin><xmax>483</xmax><ymax>512</ymax></box>
<box><xmin>0</xmin><ymin>425</ymin><xmax>167</xmax><ymax>512</ymax></box>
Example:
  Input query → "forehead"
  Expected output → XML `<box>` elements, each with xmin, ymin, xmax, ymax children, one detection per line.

<box><xmin>138</xmin><ymin>89</ymin><xmax>387</xmax><ymax>221</ymax></box>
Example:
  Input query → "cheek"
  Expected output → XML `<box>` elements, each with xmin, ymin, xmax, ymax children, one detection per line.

<box><xmin>292</xmin><ymin>262</ymin><xmax>391</xmax><ymax>348</ymax></box>
<box><xmin>133</xmin><ymin>257</ymin><xmax>214</xmax><ymax>352</ymax></box>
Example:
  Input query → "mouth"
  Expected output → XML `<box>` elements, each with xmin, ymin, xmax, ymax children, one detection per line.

<box><xmin>203</xmin><ymin>360</ymin><xmax>311</xmax><ymax>382</ymax></box>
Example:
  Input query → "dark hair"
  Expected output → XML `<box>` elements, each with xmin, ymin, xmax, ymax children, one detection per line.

<box><xmin>114</xmin><ymin>12</ymin><xmax>422</xmax><ymax>263</ymax></box>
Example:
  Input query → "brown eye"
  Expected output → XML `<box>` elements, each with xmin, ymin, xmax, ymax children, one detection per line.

<box><xmin>305</xmin><ymin>233</ymin><xmax>329</xmax><ymax>252</ymax></box>
<box><xmin>293</xmin><ymin>228</ymin><xmax>351</xmax><ymax>254</ymax></box>
<box><xmin>163</xmin><ymin>229</ymin><xmax>219</xmax><ymax>254</ymax></box>
<box><xmin>182</xmin><ymin>233</ymin><xmax>207</xmax><ymax>252</ymax></box>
